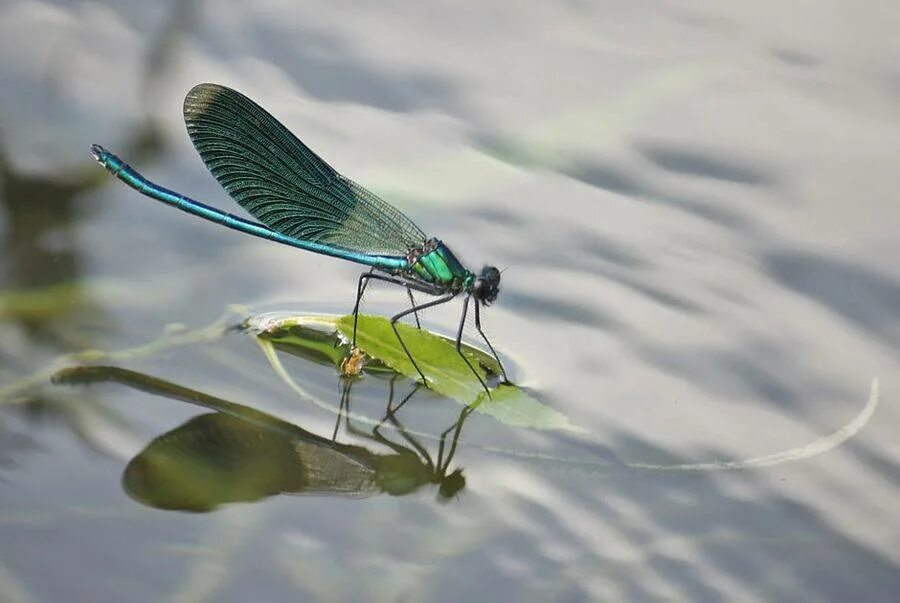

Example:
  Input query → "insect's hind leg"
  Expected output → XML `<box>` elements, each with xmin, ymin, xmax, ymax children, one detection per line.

<box><xmin>407</xmin><ymin>288</ymin><xmax>421</xmax><ymax>329</ymax></box>
<box><xmin>351</xmin><ymin>268</ymin><xmax>376</xmax><ymax>347</ymax></box>
<box><xmin>352</xmin><ymin>270</ymin><xmax>423</xmax><ymax>346</ymax></box>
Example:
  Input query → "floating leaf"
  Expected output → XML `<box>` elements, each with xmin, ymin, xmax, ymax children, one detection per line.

<box><xmin>263</xmin><ymin>323</ymin><xmax>351</xmax><ymax>368</ymax></box>
<box><xmin>248</xmin><ymin>313</ymin><xmax>585</xmax><ymax>433</ymax></box>
<box><xmin>334</xmin><ymin>314</ymin><xmax>500</xmax><ymax>402</ymax></box>
<box><xmin>248</xmin><ymin>313</ymin><xmax>390</xmax><ymax>373</ymax></box>
<box><xmin>469</xmin><ymin>384</ymin><xmax>584</xmax><ymax>432</ymax></box>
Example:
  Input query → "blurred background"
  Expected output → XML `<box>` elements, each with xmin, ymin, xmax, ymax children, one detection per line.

<box><xmin>1</xmin><ymin>1</ymin><xmax>898</xmax><ymax>601</ymax></box>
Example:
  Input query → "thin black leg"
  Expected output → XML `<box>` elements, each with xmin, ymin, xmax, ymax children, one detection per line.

<box><xmin>351</xmin><ymin>268</ymin><xmax>375</xmax><ymax>347</ymax></box>
<box><xmin>352</xmin><ymin>271</ymin><xmax>441</xmax><ymax>346</ymax></box>
<box><xmin>474</xmin><ymin>299</ymin><xmax>508</xmax><ymax>383</ymax></box>
<box><xmin>386</xmin><ymin>381</ymin><xmax>421</xmax><ymax>416</ymax></box>
<box><xmin>333</xmin><ymin>379</ymin><xmax>352</xmax><ymax>442</ymax></box>
<box><xmin>342</xmin><ymin>374</ymin><xmax>415</xmax><ymax>459</ymax></box>
<box><xmin>390</xmin><ymin>292</ymin><xmax>457</xmax><ymax>386</ymax></box>
<box><xmin>377</xmin><ymin>406</ymin><xmax>432</xmax><ymax>464</ymax></box>
<box><xmin>437</xmin><ymin>404</ymin><xmax>476</xmax><ymax>472</ymax></box>
<box><xmin>455</xmin><ymin>293</ymin><xmax>491</xmax><ymax>397</ymax></box>
<box><xmin>372</xmin><ymin>384</ymin><xmax>422</xmax><ymax>441</ymax></box>
<box><xmin>407</xmin><ymin>288</ymin><xmax>421</xmax><ymax>329</ymax></box>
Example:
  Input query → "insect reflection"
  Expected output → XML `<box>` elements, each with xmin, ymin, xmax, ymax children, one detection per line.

<box><xmin>52</xmin><ymin>366</ymin><xmax>473</xmax><ymax>512</ymax></box>
<box><xmin>334</xmin><ymin>377</ymin><xmax>472</xmax><ymax>500</ymax></box>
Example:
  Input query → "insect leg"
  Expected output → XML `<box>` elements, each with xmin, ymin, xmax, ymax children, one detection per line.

<box><xmin>386</xmin><ymin>381</ymin><xmax>421</xmax><ymax>417</ymax></box>
<box><xmin>474</xmin><ymin>299</ymin><xmax>509</xmax><ymax>383</ymax></box>
<box><xmin>437</xmin><ymin>404</ymin><xmax>476</xmax><ymax>472</ymax></box>
<box><xmin>351</xmin><ymin>268</ymin><xmax>376</xmax><ymax>347</ymax></box>
<box><xmin>455</xmin><ymin>293</ymin><xmax>491</xmax><ymax>397</ymax></box>
<box><xmin>407</xmin><ymin>288</ymin><xmax>421</xmax><ymax>329</ymax></box>
<box><xmin>352</xmin><ymin>271</ymin><xmax>439</xmax><ymax>346</ymax></box>
<box><xmin>390</xmin><ymin>292</ymin><xmax>457</xmax><ymax>387</ymax></box>
<box><xmin>333</xmin><ymin>379</ymin><xmax>352</xmax><ymax>442</ymax></box>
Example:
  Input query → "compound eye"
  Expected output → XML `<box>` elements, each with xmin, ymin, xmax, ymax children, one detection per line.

<box><xmin>472</xmin><ymin>278</ymin><xmax>484</xmax><ymax>296</ymax></box>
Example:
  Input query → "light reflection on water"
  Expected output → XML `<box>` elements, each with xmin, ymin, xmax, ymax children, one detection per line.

<box><xmin>2</xmin><ymin>1</ymin><xmax>899</xmax><ymax>601</ymax></box>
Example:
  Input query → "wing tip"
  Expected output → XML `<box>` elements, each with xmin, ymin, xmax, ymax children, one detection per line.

<box><xmin>184</xmin><ymin>83</ymin><xmax>233</xmax><ymax>119</ymax></box>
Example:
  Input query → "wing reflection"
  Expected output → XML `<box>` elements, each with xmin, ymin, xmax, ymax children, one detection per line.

<box><xmin>53</xmin><ymin>366</ymin><xmax>472</xmax><ymax>512</ymax></box>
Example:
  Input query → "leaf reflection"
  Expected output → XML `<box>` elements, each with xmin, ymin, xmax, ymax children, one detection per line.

<box><xmin>52</xmin><ymin>366</ymin><xmax>471</xmax><ymax>512</ymax></box>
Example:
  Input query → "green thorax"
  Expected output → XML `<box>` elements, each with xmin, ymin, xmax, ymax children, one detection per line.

<box><xmin>406</xmin><ymin>239</ymin><xmax>473</xmax><ymax>290</ymax></box>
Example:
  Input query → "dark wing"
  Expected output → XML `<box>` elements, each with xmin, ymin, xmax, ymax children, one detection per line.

<box><xmin>183</xmin><ymin>83</ymin><xmax>426</xmax><ymax>255</ymax></box>
<box><xmin>286</xmin><ymin>438</ymin><xmax>381</xmax><ymax>498</ymax></box>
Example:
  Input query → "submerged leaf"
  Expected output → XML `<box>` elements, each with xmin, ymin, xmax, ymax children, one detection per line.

<box><xmin>0</xmin><ymin>282</ymin><xmax>87</xmax><ymax>320</ymax></box>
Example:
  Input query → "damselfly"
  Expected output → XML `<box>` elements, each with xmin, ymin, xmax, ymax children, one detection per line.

<box><xmin>92</xmin><ymin>84</ymin><xmax>507</xmax><ymax>393</ymax></box>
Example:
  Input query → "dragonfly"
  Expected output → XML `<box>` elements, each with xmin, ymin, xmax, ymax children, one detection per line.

<box><xmin>91</xmin><ymin>83</ymin><xmax>507</xmax><ymax>394</ymax></box>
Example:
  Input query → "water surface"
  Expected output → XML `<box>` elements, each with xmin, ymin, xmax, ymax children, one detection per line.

<box><xmin>1</xmin><ymin>2</ymin><xmax>899</xmax><ymax>601</ymax></box>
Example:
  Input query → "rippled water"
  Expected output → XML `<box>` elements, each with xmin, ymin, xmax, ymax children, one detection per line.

<box><xmin>2</xmin><ymin>2</ymin><xmax>899</xmax><ymax>601</ymax></box>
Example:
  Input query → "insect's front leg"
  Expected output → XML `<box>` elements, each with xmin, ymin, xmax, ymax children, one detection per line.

<box><xmin>454</xmin><ymin>293</ymin><xmax>491</xmax><ymax>397</ymax></box>
<box><xmin>474</xmin><ymin>300</ymin><xmax>508</xmax><ymax>383</ymax></box>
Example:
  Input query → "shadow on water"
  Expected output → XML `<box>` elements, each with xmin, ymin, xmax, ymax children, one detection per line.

<box><xmin>634</xmin><ymin>141</ymin><xmax>775</xmax><ymax>187</ymax></box>
<box><xmin>502</xmin><ymin>289</ymin><xmax>618</xmax><ymax>330</ymax></box>
<box><xmin>585</xmin><ymin>433</ymin><xmax>900</xmax><ymax>602</ymax></box>
<box><xmin>203</xmin><ymin>21</ymin><xmax>458</xmax><ymax>114</ymax></box>
<box><xmin>497</xmin><ymin>223</ymin><xmax>703</xmax><ymax>321</ymax></box>
<box><xmin>563</xmin><ymin>159</ymin><xmax>754</xmax><ymax>231</ymax></box>
<box><xmin>765</xmin><ymin>250</ymin><xmax>900</xmax><ymax>352</ymax></box>
<box><xmin>770</xmin><ymin>48</ymin><xmax>822</xmax><ymax>68</ymax></box>
<box><xmin>474</xmin><ymin>132</ymin><xmax>760</xmax><ymax>232</ymax></box>
<box><xmin>53</xmin><ymin>366</ymin><xmax>472</xmax><ymax>512</ymax></box>
<box><xmin>635</xmin><ymin>341</ymin><xmax>809</xmax><ymax>409</ymax></box>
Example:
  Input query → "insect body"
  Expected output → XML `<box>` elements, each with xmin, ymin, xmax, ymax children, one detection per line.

<box><xmin>92</xmin><ymin>84</ymin><xmax>507</xmax><ymax>392</ymax></box>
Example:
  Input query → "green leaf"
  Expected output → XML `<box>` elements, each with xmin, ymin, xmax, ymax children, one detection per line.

<box><xmin>247</xmin><ymin>313</ymin><xmax>585</xmax><ymax>433</ymax></box>
<box><xmin>264</xmin><ymin>323</ymin><xmax>352</xmax><ymax>368</ymax></box>
<box><xmin>334</xmin><ymin>314</ymin><xmax>499</xmax><ymax>402</ymax></box>
<box><xmin>469</xmin><ymin>384</ymin><xmax>584</xmax><ymax>432</ymax></box>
